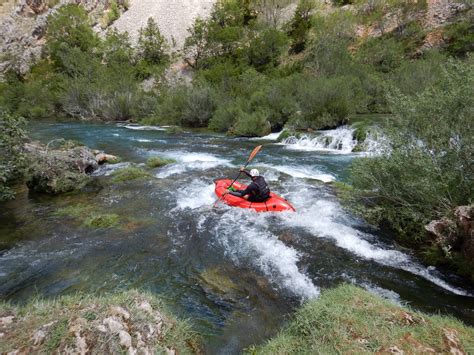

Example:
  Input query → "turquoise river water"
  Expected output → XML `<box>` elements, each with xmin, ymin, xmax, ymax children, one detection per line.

<box><xmin>0</xmin><ymin>120</ymin><xmax>473</xmax><ymax>353</ymax></box>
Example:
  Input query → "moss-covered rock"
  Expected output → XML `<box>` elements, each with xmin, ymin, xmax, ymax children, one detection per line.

<box><xmin>146</xmin><ymin>156</ymin><xmax>175</xmax><ymax>168</ymax></box>
<box><xmin>0</xmin><ymin>290</ymin><xmax>200</xmax><ymax>354</ymax></box>
<box><xmin>110</xmin><ymin>167</ymin><xmax>151</xmax><ymax>183</ymax></box>
<box><xmin>24</xmin><ymin>142</ymin><xmax>99</xmax><ymax>195</ymax></box>
<box><xmin>83</xmin><ymin>213</ymin><xmax>120</xmax><ymax>229</ymax></box>
<box><xmin>250</xmin><ymin>284</ymin><xmax>474</xmax><ymax>354</ymax></box>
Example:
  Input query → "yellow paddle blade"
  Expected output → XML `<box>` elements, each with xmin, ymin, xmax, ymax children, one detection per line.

<box><xmin>248</xmin><ymin>145</ymin><xmax>262</xmax><ymax>163</ymax></box>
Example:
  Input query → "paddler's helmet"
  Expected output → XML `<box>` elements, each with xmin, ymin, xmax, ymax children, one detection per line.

<box><xmin>250</xmin><ymin>169</ymin><xmax>260</xmax><ymax>177</ymax></box>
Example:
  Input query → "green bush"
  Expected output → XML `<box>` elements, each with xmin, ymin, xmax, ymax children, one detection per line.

<box><xmin>356</xmin><ymin>37</ymin><xmax>405</xmax><ymax>73</ymax></box>
<box><xmin>151</xmin><ymin>84</ymin><xmax>216</xmax><ymax>127</ymax></box>
<box><xmin>291</xmin><ymin>75</ymin><xmax>360</xmax><ymax>129</ymax></box>
<box><xmin>444</xmin><ymin>18</ymin><xmax>474</xmax><ymax>57</ymax></box>
<box><xmin>350</xmin><ymin>57</ymin><xmax>474</xmax><ymax>240</ymax></box>
<box><xmin>46</xmin><ymin>4</ymin><xmax>99</xmax><ymax>69</ymax></box>
<box><xmin>285</xmin><ymin>0</ymin><xmax>316</xmax><ymax>53</ymax></box>
<box><xmin>0</xmin><ymin>111</ymin><xmax>26</xmax><ymax>201</ymax></box>
<box><xmin>209</xmin><ymin>99</ymin><xmax>245</xmax><ymax>132</ymax></box>
<box><xmin>391</xmin><ymin>50</ymin><xmax>446</xmax><ymax>96</ymax></box>
<box><xmin>137</xmin><ymin>17</ymin><xmax>169</xmax><ymax>67</ymax></box>
<box><xmin>230</xmin><ymin>109</ymin><xmax>272</xmax><ymax>137</ymax></box>
<box><xmin>104</xmin><ymin>0</ymin><xmax>120</xmax><ymax>27</ymax></box>
<box><xmin>245</xmin><ymin>27</ymin><xmax>289</xmax><ymax>72</ymax></box>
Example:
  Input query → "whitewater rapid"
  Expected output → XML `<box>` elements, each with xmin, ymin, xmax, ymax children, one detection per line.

<box><xmin>168</xmin><ymin>174</ymin><xmax>471</xmax><ymax>299</ymax></box>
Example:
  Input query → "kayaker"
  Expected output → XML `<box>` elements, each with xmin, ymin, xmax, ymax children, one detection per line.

<box><xmin>226</xmin><ymin>168</ymin><xmax>271</xmax><ymax>202</ymax></box>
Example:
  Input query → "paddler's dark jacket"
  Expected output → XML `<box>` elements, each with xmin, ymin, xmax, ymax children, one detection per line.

<box><xmin>228</xmin><ymin>170</ymin><xmax>270</xmax><ymax>202</ymax></box>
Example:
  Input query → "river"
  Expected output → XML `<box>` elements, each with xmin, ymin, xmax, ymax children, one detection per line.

<box><xmin>1</xmin><ymin>120</ymin><xmax>473</xmax><ymax>353</ymax></box>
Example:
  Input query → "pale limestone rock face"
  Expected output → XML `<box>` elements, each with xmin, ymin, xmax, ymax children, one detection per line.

<box><xmin>112</xmin><ymin>0</ymin><xmax>216</xmax><ymax>48</ymax></box>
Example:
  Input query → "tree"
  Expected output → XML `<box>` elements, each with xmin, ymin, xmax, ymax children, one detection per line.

<box><xmin>245</xmin><ymin>28</ymin><xmax>288</xmax><ymax>71</ymax></box>
<box><xmin>184</xmin><ymin>18</ymin><xmax>210</xmax><ymax>69</ymax></box>
<box><xmin>286</xmin><ymin>0</ymin><xmax>315</xmax><ymax>53</ymax></box>
<box><xmin>137</xmin><ymin>17</ymin><xmax>169</xmax><ymax>66</ymax></box>
<box><xmin>46</xmin><ymin>4</ymin><xmax>99</xmax><ymax>68</ymax></box>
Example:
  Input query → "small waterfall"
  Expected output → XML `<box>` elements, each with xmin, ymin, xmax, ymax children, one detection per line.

<box><xmin>358</xmin><ymin>130</ymin><xmax>391</xmax><ymax>156</ymax></box>
<box><xmin>283</xmin><ymin>126</ymin><xmax>358</xmax><ymax>153</ymax></box>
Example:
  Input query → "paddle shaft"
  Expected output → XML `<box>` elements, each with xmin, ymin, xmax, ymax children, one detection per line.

<box><xmin>228</xmin><ymin>161</ymin><xmax>250</xmax><ymax>190</ymax></box>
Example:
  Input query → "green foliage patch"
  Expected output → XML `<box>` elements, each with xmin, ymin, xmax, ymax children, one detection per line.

<box><xmin>0</xmin><ymin>111</ymin><xmax>26</xmax><ymax>201</ymax></box>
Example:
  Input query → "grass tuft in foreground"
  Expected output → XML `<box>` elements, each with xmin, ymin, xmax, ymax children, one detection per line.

<box><xmin>0</xmin><ymin>290</ymin><xmax>200</xmax><ymax>354</ymax></box>
<box><xmin>249</xmin><ymin>284</ymin><xmax>474</xmax><ymax>354</ymax></box>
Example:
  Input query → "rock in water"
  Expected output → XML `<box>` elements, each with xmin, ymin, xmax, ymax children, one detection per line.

<box><xmin>24</xmin><ymin>141</ymin><xmax>99</xmax><ymax>194</ymax></box>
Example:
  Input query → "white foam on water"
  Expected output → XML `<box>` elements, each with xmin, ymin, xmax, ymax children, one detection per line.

<box><xmin>250</xmin><ymin>131</ymin><xmax>283</xmax><ymax>141</ymax></box>
<box><xmin>213</xmin><ymin>211</ymin><xmax>320</xmax><ymax>299</ymax></box>
<box><xmin>359</xmin><ymin>130</ymin><xmax>392</xmax><ymax>157</ymax></box>
<box><xmin>283</xmin><ymin>126</ymin><xmax>357</xmax><ymax>153</ymax></box>
<box><xmin>361</xmin><ymin>283</ymin><xmax>402</xmax><ymax>304</ymax></box>
<box><xmin>278</xmin><ymin>188</ymin><xmax>472</xmax><ymax>297</ymax></box>
<box><xmin>171</xmin><ymin>180</ymin><xmax>319</xmax><ymax>299</ymax></box>
<box><xmin>260</xmin><ymin>164</ymin><xmax>335</xmax><ymax>183</ymax></box>
<box><xmin>173</xmin><ymin>180</ymin><xmax>216</xmax><ymax>210</ymax></box>
<box><xmin>91</xmin><ymin>162</ymin><xmax>131</xmax><ymax>177</ymax></box>
<box><xmin>121</xmin><ymin>124</ymin><xmax>166</xmax><ymax>131</ymax></box>
<box><xmin>156</xmin><ymin>151</ymin><xmax>232</xmax><ymax>178</ymax></box>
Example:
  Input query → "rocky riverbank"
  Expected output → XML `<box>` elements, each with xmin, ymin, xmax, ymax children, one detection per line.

<box><xmin>0</xmin><ymin>290</ymin><xmax>199</xmax><ymax>354</ymax></box>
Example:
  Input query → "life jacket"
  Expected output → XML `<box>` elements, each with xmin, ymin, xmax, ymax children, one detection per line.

<box><xmin>251</xmin><ymin>176</ymin><xmax>270</xmax><ymax>202</ymax></box>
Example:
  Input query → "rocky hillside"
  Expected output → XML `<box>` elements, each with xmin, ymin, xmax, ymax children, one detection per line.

<box><xmin>0</xmin><ymin>0</ymin><xmax>469</xmax><ymax>76</ymax></box>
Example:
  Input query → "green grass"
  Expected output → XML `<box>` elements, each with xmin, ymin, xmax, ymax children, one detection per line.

<box><xmin>250</xmin><ymin>284</ymin><xmax>474</xmax><ymax>354</ymax></box>
<box><xmin>146</xmin><ymin>156</ymin><xmax>175</xmax><ymax>168</ymax></box>
<box><xmin>0</xmin><ymin>290</ymin><xmax>200</xmax><ymax>354</ymax></box>
<box><xmin>110</xmin><ymin>166</ymin><xmax>151</xmax><ymax>183</ymax></box>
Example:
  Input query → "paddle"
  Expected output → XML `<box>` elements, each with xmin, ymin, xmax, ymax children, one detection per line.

<box><xmin>213</xmin><ymin>145</ymin><xmax>262</xmax><ymax>208</ymax></box>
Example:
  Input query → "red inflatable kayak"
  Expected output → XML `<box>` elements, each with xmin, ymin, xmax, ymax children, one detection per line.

<box><xmin>214</xmin><ymin>179</ymin><xmax>296</xmax><ymax>212</ymax></box>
